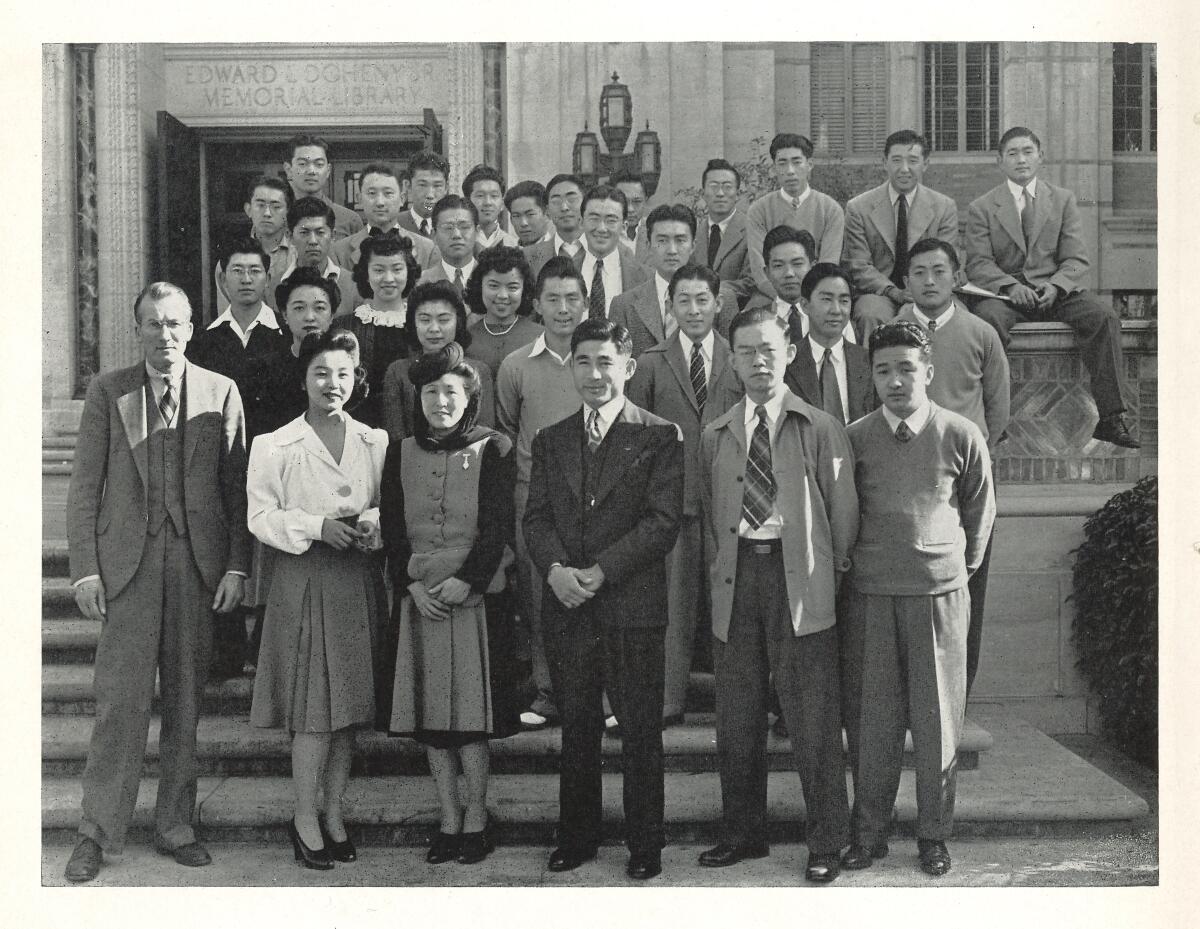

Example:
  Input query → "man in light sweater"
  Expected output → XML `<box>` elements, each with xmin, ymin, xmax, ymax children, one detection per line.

<box><xmin>896</xmin><ymin>238</ymin><xmax>1010</xmax><ymax>695</ymax></box>
<box><xmin>745</xmin><ymin>133</ymin><xmax>845</xmax><ymax>301</ymax></box>
<box><xmin>840</xmin><ymin>320</ymin><xmax>995</xmax><ymax>879</ymax></box>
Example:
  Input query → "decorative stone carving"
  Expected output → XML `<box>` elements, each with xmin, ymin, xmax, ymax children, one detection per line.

<box><xmin>445</xmin><ymin>43</ymin><xmax>485</xmax><ymax>192</ymax></box>
<box><xmin>73</xmin><ymin>44</ymin><xmax>100</xmax><ymax>395</ymax></box>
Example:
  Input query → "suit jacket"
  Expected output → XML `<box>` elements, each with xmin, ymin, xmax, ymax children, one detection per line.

<box><xmin>523</xmin><ymin>400</ymin><xmax>684</xmax><ymax>629</ymax></box>
<box><xmin>700</xmin><ymin>390</ymin><xmax>858</xmax><ymax>640</ymax></box>
<box><xmin>965</xmin><ymin>179</ymin><xmax>1092</xmax><ymax>295</ymax></box>
<box><xmin>609</xmin><ymin>277</ymin><xmax>739</xmax><ymax>359</ymax></box>
<box><xmin>695</xmin><ymin>211</ymin><xmax>755</xmax><ymax>308</ymax></box>
<box><xmin>332</xmin><ymin>226</ymin><xmax>438</xmax><ymax>273</ymax></box>
<box><xmin>784</xmin><ymin>337</ymin><xmax>876</xmax><ymax>424</ymax></box>
<box><xmin>626</xmin><ymin>334</ymin><xmax>740</xmax><ymax>517</ymax></box>
<box><xmin>741</xmin><ymin>293</ymin><xmax>809</xmax><ymax>345</ymax></box>
<box><xmin>66</xmin><ymin>361</ymin><xmax>251</xmax><ymax>598</ymax></box>
<box><xmin>842</xmin><ymin>182</ymin><xmax>960</xmax><ymax>295</ymax></box>
<box><xmin>523</xmin><ymin>237</ymin><xmax>586</xmax><ymax>281</ymax></box>
<box><xmin>323</xmin><ymin>196</ymin><xmax>364</xmax><ymax>242</ymax></box>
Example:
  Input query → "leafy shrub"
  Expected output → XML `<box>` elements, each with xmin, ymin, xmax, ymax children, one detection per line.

<box><xmin>1070</xmin><ymin>476</ymin><xmax>1157</xmax><ymax>767</ymax></box>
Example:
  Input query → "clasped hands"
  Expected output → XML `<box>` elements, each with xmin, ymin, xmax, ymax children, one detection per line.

<box><xmin>1006</xmin><ymin>281</ymin><xmax>1059</xmax><ymax>312</ymax></box>
<box><xmin>408</xmin><ymin>576</ymin><xmax>471</xmax><ymax>621</ymax></box>
<box><xmin>320</xmin><ymin>517</ymin><xmax>381</xmax><ymax>553</ymax></box>
<box><xmin>548</xmin><ymin>563</ymin><xmax>605</xmax><ymax>609</ymax></box>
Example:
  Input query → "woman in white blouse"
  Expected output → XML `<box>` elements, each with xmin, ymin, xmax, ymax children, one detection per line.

<box><xmin>246</xmin><ymin>329</ymin><xmax>388</xmax><ymax>870</ymax></box>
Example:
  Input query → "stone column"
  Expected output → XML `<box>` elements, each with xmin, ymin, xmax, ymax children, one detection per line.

<box><xmin>445</xmin><ymin>43</ymin><xmax>485</xmax><ymax>194</ymax></box>
<box><xmin>73</xmin><ymin>44</ymin><xmax>100</xmax><ymax>394</ymax></box>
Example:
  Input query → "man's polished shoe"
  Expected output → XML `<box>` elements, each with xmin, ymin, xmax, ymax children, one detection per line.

<box><xmin>698</xmin><ymin>842</ymin><xmax>769</xmax><ymax>867</ymax></box>
<box><xmin>840</xmin><ymin>842</ymin><xmax>889</xmax><ymax>870</ymax></box>
<box><xmin>626</xmin><ymin>851</ymin><xmax>662</xmax><ymax>880</ymax></box>
<box><xmin>1093</xmin><ymin>413</ymin><xmax>1140</xmax><ymax>449</ymax></box>
<box><xmin>547</xmin><ymin>846</ymin><xmax>597</xmax><ymax>872</ymax></box>
<box><xmin>64</xmin><ymin>836</ymin><xmax>102</xmax><ymax>883</ymax></box>
<box><xmin>917</xmin><ymin>839</ymin><xmax>952</xmax><ymax>877</ymax></box>
<box><xmin>805</xmin><ymin>852</ymin><xmax>841</xmax><ymax>883</ymax></box>
<box><xmin>154</xmin><ymin>836</ymin><xmax>212</xmax><ymax>867</ymax></box>
<box><xmin>426</xmin><ymin>832</ymin><xmax>461</xmax><ymax>864</ymax></box>
<box><xmin>520</xmin><ymin>710</ymin><xmax>551</xmax><ymax>730</ymax></box>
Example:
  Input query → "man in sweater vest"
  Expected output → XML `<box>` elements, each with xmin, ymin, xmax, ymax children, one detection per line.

<box><xmin>745</xmin><ymin>133</ymin><xmax>846</xmax><ymax>300</ymax></box>
<box><xmin>698</xmin><ymin>306</ymin><xmax>856</xmax><ymax>883</ymax></box>
<box><xmin>840</xmin><ymin>321</ymin><xmax>995</xmax><ymax>878</ymax></box>
<box><xmin>897</xmin><ymin>238</ymin><xmax>1010</xmax><ymax>696</ymax></box>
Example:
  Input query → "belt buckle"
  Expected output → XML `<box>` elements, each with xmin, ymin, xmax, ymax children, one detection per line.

<box><xmin>753</xmin><ymin>543</ymin><xmax>773</xmax><ymax>555</ymax></box>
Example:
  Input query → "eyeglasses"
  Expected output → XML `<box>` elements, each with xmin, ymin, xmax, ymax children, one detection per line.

<box><xmin>226</xmin><ymin>266</ymin><xmax>266</xmax><ymax>279</ymax></box>
<box><xmin>436</xmin><ymin>222</ymin><xmax>476</xmax><ymax>235</ymax></box>
<box><xmin>705</xmin><ymin>182</ymin><xmax>738</xmax><ymax>193</ymax></box>
<box><xmin>584</xmin><ymin>215</ymin><xmax>624</xmax><ymax>229</ymax></box>
<box><xmin>291</xmin><ymin>158</ymin><xmax>328</xmax><ymax>170</ymax></box>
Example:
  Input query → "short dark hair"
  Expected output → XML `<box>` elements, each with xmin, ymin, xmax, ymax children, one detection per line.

<box><xmin>504</xmin><ymin>180</ymin><xmax>548</xmax><ymax>212</ymax></box>
<box><xmin>352</xmin><ymin>234</ymin><xmax>422</xmax><ymax>300</ymax></box>
<box><xmin>702</xmin><ymin>158</ymin><xmax>742</xmax><ymax>188</ymax></box>
<box><xmin>582</xmin><ymin>184</ymin><xmax>628</xmax><ymax>221</ymax></box>
<box><xmin>867</xmin><ymin>319</ymin><xmax>932</xmax><ymax>363</ymax></box>
<box><xmin>409</xmin><ymin>151</ymin><xmax>450</xmax><ymax>181</ymax></box>
<box><xmin>408</xmin><ymin>342</ymin><xmax>483</xmax><ymax>438</ymax></box>
<box><xmin>275</xmin><ymin>266</ymin><xmax>341</xmax><ymax>315</ymax></box>
<box><xmin>769</xmin><ymin>133</ymin><xmax>814</xmax><ymax>160</ymax></box>
<box><xmin>883</xmin><ymin>129</ymin><xmax>931</xmax><ymax>160</ymax></box>
<box><xmin>288</xmin><ymin>196</ymin><xmax>335</xmax><ymax>233</ymax></box>
<box><xmin>905</xmin><ymin>237</ymin><xmax>960</xmax><ymax>273</ymax></box>
<box><xmin>610</xmin><ymin>170</ymin><xmax>646</xmax><ymax>193</ymax></box>
<box><xmin>286</xmin><ymin>134</ymin><xmax>331</xmax><ymax>161</ymax></box>
<box><xmin>800</xmin><ymin>263</ymin><xmax>854</xmax><ymax>301</ymax></box>
<box><xmin>645</xmin><ymin>203</ymin><xmax>697</xmax><ymax>240</ymax></box>
<box><xmin>762</xmin><ymin>225</ymin><xmax>817</xmax><ymax>265</ymax></box>
<box><xmin>133</xmin><ymin>281</ymin><xmax>190</xmax><ymax>325</ymax></box>
<box><xmin>431</xmin><ymin>194</ymin><xmax>479</xmax><ymax>229</ymax></box>
<box><xmin>999</xmin><ymin>126</ymin><xmax>1042</xmax><ymax>153</ymax></box>
<box><xmin>727</xmin><ymin>305</ymin><xmax>788</xmax><ymax>349</ymax></box>
<box><xmin>220</xmin><ymin>237</ymin><xmax>271</xmax><ymax>274</ymax></box>
<box><xmin>667</xmin><ymin>264</ymin><xmax>721</xmax><ymax>302</ymax></box>
<box><xmin>244</xmin><ymin>174</ymin><xmax>290</xmax><ymax>204</ymax></box>
<box><xmin>360</xmin><ymin>162</ymin><xmax>401</xmax><ymax>185</ymax></box>
<box><xmin>465</xmin><ymin>245</ymin><xmax>536</xmax><ymax>318</ymax></box>
<box><xmin>404</xmin><ymin>279</ymin><xmax>472</xmax><ymax>351</ymax></box>
<box><xmin>535</xmin><ymin>255</ymin><xmax>587</xmax><ymax>299</ymax></box>
<box><xmin>545</xmin><ymin>173</ymin><xmax>584</xmax><ymax>198</ymax></box>
<box><xmin>298</xmin><ymin>328</ymin><xmax>359</xmax><ymax>376</ymax></box>
<box><xmin>570</xmin><ymin>317</ymin><xmax>633</xmax><ymax>357</ymax></box>
<box><xmin>462</xmin><ymin>164</ymin><xmax>506</xmax><ymax>198</ymax></box>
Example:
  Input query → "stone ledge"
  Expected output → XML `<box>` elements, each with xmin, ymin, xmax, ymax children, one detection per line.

<box><xmin>997</xmin><ymin>482</ymin><xmax>1134</xmax><ymax>517</ymax></box>
<box><xmin>1009</xmin><ymin>320</ymin><xmax>1156</xmax><ymax>352</ymax></box>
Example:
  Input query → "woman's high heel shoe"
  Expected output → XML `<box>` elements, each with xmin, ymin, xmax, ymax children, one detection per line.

<box><xmin>318</xmin><ymin>815</ymin><xmax>357</xmax><ymax>863</ymax></box>
<box><xmin>457</xmin><ymin>816</ymin><xmax>494</xmax><ymax>865</ymax></box>
<box><xmin>289</xmin><ymin>818</ymin><xmax>334</xmax><ymax>870</ymax></box>
<box><xmin>426</xmin><ymin>831</ymin><xmax>461</xmax><ymax>864</ymax></box>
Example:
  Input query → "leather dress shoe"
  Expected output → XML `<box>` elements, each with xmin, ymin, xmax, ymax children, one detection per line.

<box><xmin>547</xmin><ymin>846</ymin><xmax>597</xmax><ymax>872</ymax></box>
<box><xmin>154</xmin><ymin>836</ymin><xmax>212</xmax><ymax>867</ymax></box>
<box><xmin>805</xmin><ymin>852</ymin><xmax>841</xmax><ymax>883</ymax></box>
<box><xmin>917</xmin><ymin>839</ymin><xmax>952</xmax><ymax>877</ymax></box>
<box><xmin>626</xmin><ymin>850</ymin><xmax>662</xmax><ymax>880</ymax></box>
<box><xmin>426</xmin><ymin>832</ymin><xmax>461</xmax><ymax>864</ymax></box>
<box><xmin>520</xmin><ymin>710</ymin><xmax>551</xmax><ymax>730</ymax></box>
<box><xmin>64</xmin><ymin>836</ymin><xmax>102</xmax><ymax>883</ymax></box>
<box><xmin>840</xmin><ymin>841</ymin><xmax>889</xmax><ymax>869</ymax></box>
<box><xmin>319</xmin><ymin>816</ymin><xmax>357</xmax><ymax>863</ymax></box>
<box><xmin>698</xmin><ymin>842</ymin><xmax>770</xmax><ymax>867</ymax></box>
<box><xmin>457</xmin><ymin>817</ymin><xmax>494</xmax><ymax>865</ymax></box>
<box><xmin>1093</xmin><ymin>413</ymin><xmax>1140</xmax><ymax>449</ymax></box>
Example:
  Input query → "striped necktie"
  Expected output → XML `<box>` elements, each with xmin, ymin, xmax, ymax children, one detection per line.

<box><xmin>742</xmin><ymin>405</ymin><xmax>776</xmax><ymax>529</ymax></box>
<box><xmin>453</xmin><ymin>267</ymin><xmax>465</xmax><ymax>296</ymax></box>
<box><xmin>589</xmin><ymin>259</ymin><xmax>606</xmax><ymax>320</ymax></box>
<box><xmin>689</xmin><ymin>341</ymin><xmax>707</xmax><ymax>411</ymax></box>
<box><xmin>159</xmin><ymin>375</ymin><xmax>177</xmax><ymax>427</ymax></box>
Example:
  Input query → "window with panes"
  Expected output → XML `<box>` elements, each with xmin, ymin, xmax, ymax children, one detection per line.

<box><xmin>923</xmin><ymin>43</ymin><xmax>1000</xmax><ymax>153</ymax></box>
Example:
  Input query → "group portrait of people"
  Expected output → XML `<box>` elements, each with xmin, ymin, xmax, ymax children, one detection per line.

<box><xmin>62</xmin><ymin>121</ymin><xmax>1141</xmax><ymax>886</ymax></box>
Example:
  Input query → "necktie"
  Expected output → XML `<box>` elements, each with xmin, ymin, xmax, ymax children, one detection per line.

<box><xmin>586</xmin><ymin>407</ymin><xmax>603</xmax><ymax>453</ymax></box>
<box><xmin>159</xmin><ymin>375</ymin><xmax>177</xmax><ymax>427</ymax></box>
<box><xmin>707</xmin><ymin>223</ymin><xmax>722</xmax><ymax>267</ymax></box>
<box><xmin>662</xmin><ymin>292</ymin><xmax>678</xmax><ymax>339</ymax></box>
<box><xmin>786</xmin><ymin>304</ymin><xmax>805</xmax><ymax>344</ymax></box>
<box><xmin>742</xmin><ymin>405</ymin><xmax>776</xmax><ymax>529</ymax></box>
<box><xmin>369</xmin><ymin>226</ymin><xmax>399</xmax><ymax>240</ymax></box>
<box><xmin>1020</xmin><ymin>189</ymin><xmax>1035</xmax><ymax>249</ymax></box>
<box><xmin>419</xmin><ymin>217</ymin><xmax>430</xmax><ymax>237</ymax></box>
<box><xmin>927</xmin><ymin>318</ymin><xmax>938</xmax><ymax>333</ymax></box>
<box><xmin>891</xmin><ymin>193</ymin><xmax>909</xmax><ymax>289</ymax></box>
<box><xmin>453</xmin><ymin>267</ymin><xmax>464</xmax><ymax>296</ymax></box>
<box><xmin>820</xmin><ymin>347</ymin><xmax>845</xmax><ymax>424</ymax></box>
<box><xmin>895</xmin><ymin>421</ymin><xmax>913</xmax><ymax>442</ymax></box>
<box><xmin>589</xmin><ymin>258</ymin><xmax>606</xmax><ymax>320</ymax></box>
<box><xmin>689</xmin><ymin>341</ymin><xmax>707</xmax><ymax>411</ymax></box>
<box><xmin>626</xmin><ymin>221</ymin><xmax>639</xmax><ymax>242</ymax></box>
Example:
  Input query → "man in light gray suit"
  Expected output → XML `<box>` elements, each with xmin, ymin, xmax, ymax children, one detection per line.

<box><xmin>63</xmin><ymin>282</ymin><xmax>251</xmax><ymax>882</ymax></box>
<box><xmin>842</xmin><ymin>130</ymin><xmax>960</xmax><ymax>339</ymax></box>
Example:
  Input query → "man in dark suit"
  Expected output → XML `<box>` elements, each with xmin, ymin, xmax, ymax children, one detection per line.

<box><xmin>610</xmin><ymin>204</ymin><xmax>738</xmax><ymax>357</ymax></box>
<box><xmin>965</xmin><ymin>126</ymin><xmax>1138</xmax><ymax>448</ymax></box>
<box><xmin>524</xmin><ymin>173</ymin><xmax>589</xmax><ymax>280</ymax></box>
<box><xmin>397</xmin><ymin>150</ymin><xmax>449</xmax><ymax>240</ymax></box>
<box><xmin>63</xmin><ymin>282</ymin><xmax>251</xmax><ymax>882</ymax></box>
<box><xmin>843</xmin><ymin>129</ymin><xmax>961</xmax><ymax>339</ymax></box>
<box><xmin>282</xmin><ymin>134</ymin><xmax>363</xmax><ymax>241</ymax></box>
<box><xmin>785</xmin><ymin>263</ymin><xmax>876</xmax><ymax>424</ymax></box>
<box><xmin>694</xmin><ymin>158</ymin><xmax>755</xmax><ymax>309</ymax></box>
<box><xmin>578</xmin><ymin>185</ymin><xmax>650</xmax><ymax>320</ymax></box>
<box><xmin>627</xmin><ymin>265</ymin><xmax>740</xmax><ymax>727</ymax></box>
<box><xmin>523</xmin><ymin>317</ymin><xmax>684</xmax><ymax>881</ymax></box>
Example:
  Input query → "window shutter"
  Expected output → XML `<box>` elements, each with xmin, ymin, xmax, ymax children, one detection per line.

<box><xmin>850</xmin><ymin>43</ymin><xmax>888</xmax><ymax>156</ymax></box>
<box><xmin>810</xmin><ymin>44</ymin><xmax>847</xmax><ymax>155</ymax></box>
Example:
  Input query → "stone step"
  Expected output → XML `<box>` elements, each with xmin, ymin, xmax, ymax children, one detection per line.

<box><xmin>44</xmin><ymin>541</ymin><xmax>69</xmax><ymax>577</ymax></box>
<box><xmin>42</xmin><ymin>620</ymin><xmax>101</xmax><ymax>664</ymax></box>
<box><xmin>43</xmin><ymin>446</ymin><xmax>75</xmax><ymax>463</ymax></box>
<box><xmin>40</xmin><ymin>713</ymin><xmax>991</xmax><ymax>777</ymax></box>
<box><xmin>39</xmin><ymin>713</ymin><xmax>1148</xmax><ymax>846</ymax></box>
<box><xmin>43</xmin><ymin>578</ymin><xmax>77</xmax><ymax>617</ymax></box>
<box><xmin>43</xmin><ymin>434</ymin><xmax>78</xmax><ymax>449</ymax></box>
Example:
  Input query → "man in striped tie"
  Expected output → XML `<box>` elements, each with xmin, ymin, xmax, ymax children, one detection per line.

<box><xmin>697</xmin><ymin>306</ymin><xmax>858</xmax><ymax>883</ymax></box>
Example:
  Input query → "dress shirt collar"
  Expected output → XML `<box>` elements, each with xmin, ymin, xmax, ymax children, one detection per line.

<box><xmin>528</xmin><ymin>333</ymin><xmax>570</xmax><ymax>365</ymax></box>
<box><xmin>583</xmin><ymin>395</ymin><xmax>625</xmax><ymax>443</ymax></box>
<box><xmin>1006</xmin><ymin>176</ymin><xmax>1038</xmax><ymax>205</ymax></box>
<box><xmin>409</xmin><ymin>207</ymin><xmax>432</xmax><ymax>232</ymax></box>
<box><xmin>654</xmin><ymin>273</ymin><xmax>671</xmax><ymax>309</ymax></box>
<box><xmin>889</xmin><ymin>184</ymin><xmax>918</xmax><ymax>208</ymax></box>
<box><xmin>207</xmin><ymin>302</ymin><xmax>280</xmax><ymax>340</ymax></box>
<box><xmin>441</xmin><ymin>258</ymin><xmax>476</xmax><ymax>283</ymax></box>
<box><xmin>711</xmin><ymin>210</ymin><xmax>737</xmax><ymax>235</ymax></box>
<box><xmin>281</xmin><ymin>256</ymin><xmax>341</xmax><ymax>282</ymax></box>
<box><xmin>581</xmin><ymin>246</ymin><xmax>621</xmax><ymax>276</ymax></box>
<box><xmin>913</xmin><ymin>301</ymin><xmax>957</xmax><ymax>330</ymax></box>
<box><xmin>778</xmin><ymin>186</ymin><xmax>812</xmax><ymax>210</ymax></box>
<box><xmin>774</xmin><ymin>296</ymin><xmax>809</xmax><ymax>336</ymax></box>
<box><xmin>554</xmin><ymin>232</ymin><xmax>583</xmax><ymax>255</ymax></box>
<box><xmin>679</xmin><ymin>328</ymin><xmax>715</xmax><ymax>363</ymax></box>
<box><xmin>743</xmin><ymin>389</ymin><xmax>787</xmax><ymax>430</ymax></box>
<box><xmin>145</xmin><ymin>359</ymin><xmax>187</xmax><ymax>387</ymax></box>
<box><xmin>808</xmin><ymin>335</ymin><xmax>844</xmax><ymax>366</ymax></box>
<box><xmin>881</xmin><ymin>400</ymin><xmax>933</xmax><ymax>437</ymax></box>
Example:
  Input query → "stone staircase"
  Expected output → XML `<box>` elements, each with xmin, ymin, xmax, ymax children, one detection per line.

<box><xmin>40</xmin><ymin>538</ymin><xmax>1148</xmax><ymax>849</ymax></box>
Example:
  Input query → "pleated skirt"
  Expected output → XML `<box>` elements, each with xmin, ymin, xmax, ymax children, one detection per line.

<box><xmin>251</xmin><ymin>543</ymin><xmax>386</xmax><ymax>733</ymax></box>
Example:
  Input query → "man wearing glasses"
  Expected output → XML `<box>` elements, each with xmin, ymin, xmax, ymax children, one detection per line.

<box><xmin>578</xmin><ymin>185</ymin><xmax>649</xmax><ymax>320</ymax></box>
<box><xmin>694</xmin><ymin>159</ymin><xmax>755</xmax><ymax>310</ymax></box>
<box><xmin>418</xmin><ymin>194</ymin><xmax>480</xmax><ymax>295</ymax></box>
<box><xmin>525</xmin><ymin>174</ymin><xmax>589</xmax><ymax>280</ymax></box>
<box><xmin>214</xmin><ymin>176</ymin><xmax>293</xmax><ymax>314</ymax></box>
<box><xmin>282</xmin><ymin>134</ymin><xmax>364</xmax><ymax>242</ymax></box>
